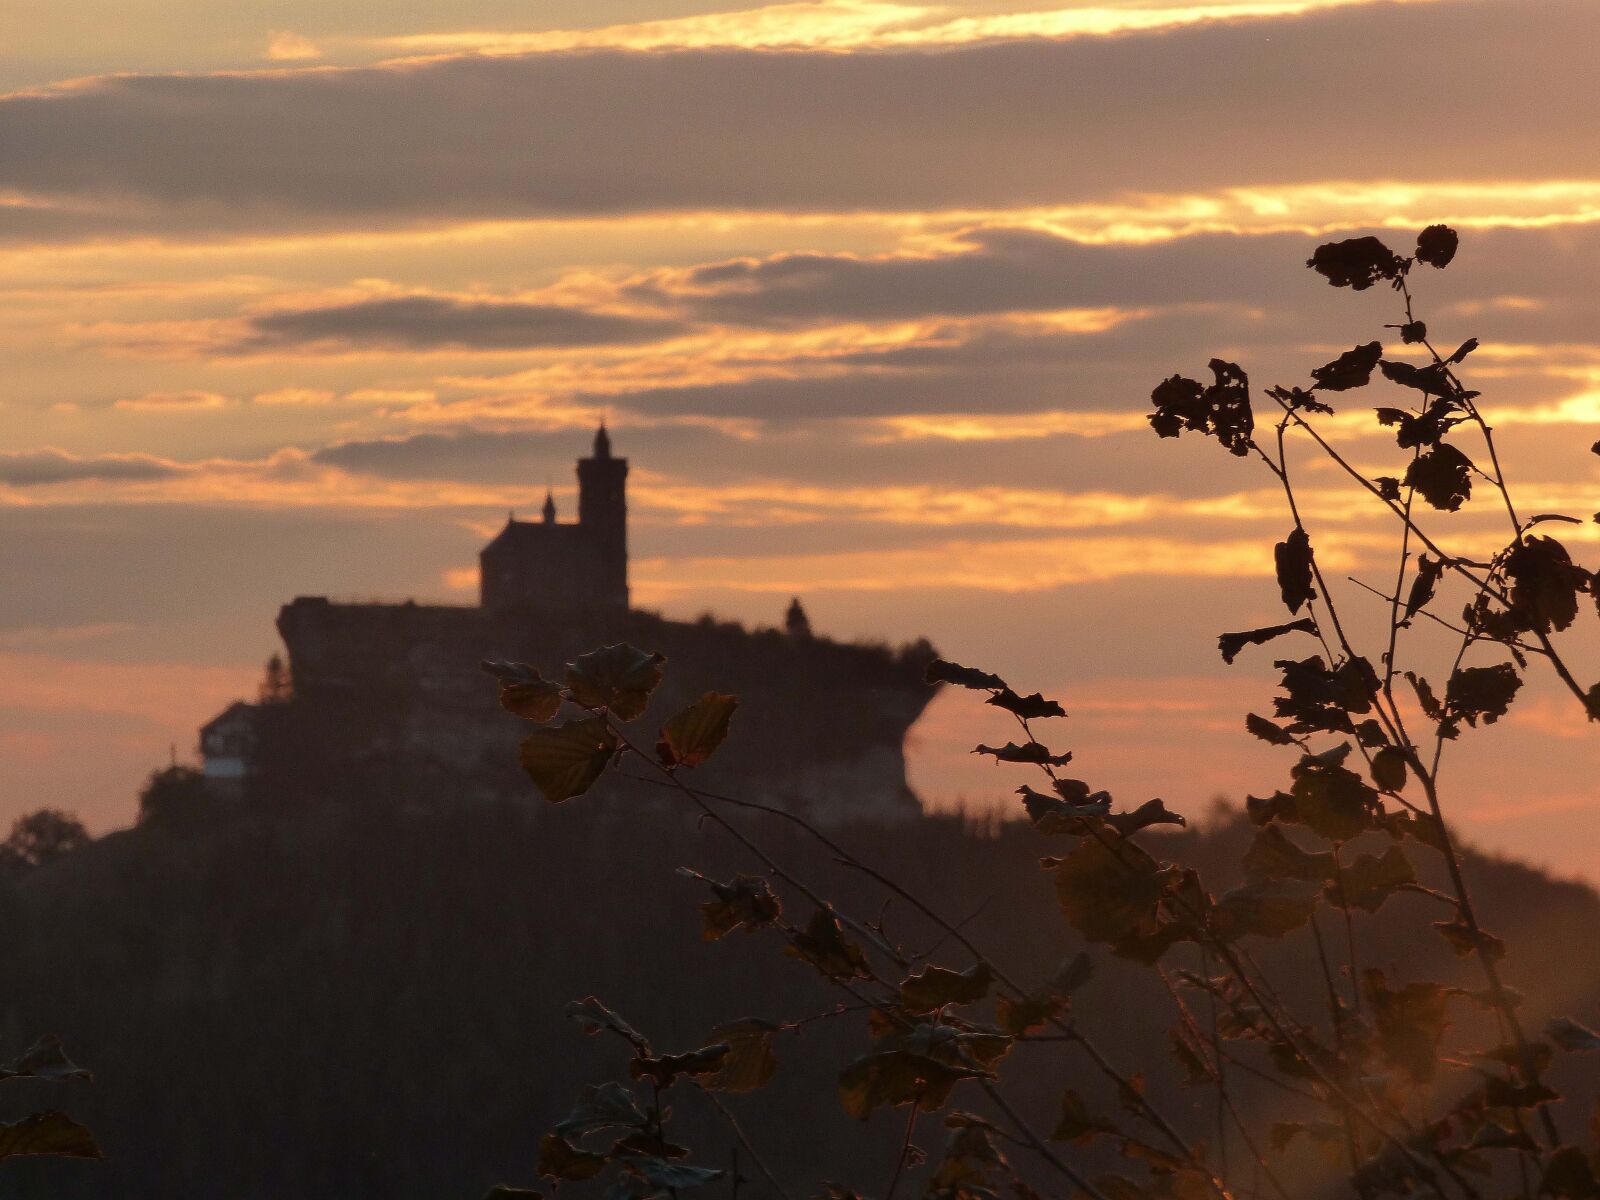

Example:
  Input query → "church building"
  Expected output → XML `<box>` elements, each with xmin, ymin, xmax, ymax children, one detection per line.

<box><xmin>478</xmin><ymin>424</ymin><xmax>629</xmax><ymax>613</ymax></box>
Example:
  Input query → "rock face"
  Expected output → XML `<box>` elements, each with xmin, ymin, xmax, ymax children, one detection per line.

<box><xmin>263</xmin><ymin>599</ymin><xmax>936</xmax><ymax>825</ymax></box>
<box><xmin>204</xmin><ymin>426</ymin><xmax>940</xmax><ymax>825</ymax></box>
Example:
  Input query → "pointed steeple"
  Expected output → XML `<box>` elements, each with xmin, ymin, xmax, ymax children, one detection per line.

<box><xmin>542</xmin><ymin>490</ymin><xmax>557</xmax><ymax>524</ymax></box>
<box><xmin>785</xmin><ymin>596</ymin><xmax>812</xmax><ymax>638</ymax></box>
<box><xmin>593</xmin><ymin>421</ymin><xmax>612</xmax><ymax>460</ymax></box>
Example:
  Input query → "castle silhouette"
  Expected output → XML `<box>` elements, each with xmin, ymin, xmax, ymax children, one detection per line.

<box><xmin>199</xmin><ymin>426</ymin><xmax>936</xmax><ymax>825</ymax></box>
<box><xmin>480</xmin><ymin>424</ymin><xmax>629</xmax><ymax>614</ymax></box>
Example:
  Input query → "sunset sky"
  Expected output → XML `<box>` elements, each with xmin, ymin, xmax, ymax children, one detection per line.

<box><xmin>4</xmin><ymin>0</ymin><xmax>1599</xmax><ymax>874</ymax></box>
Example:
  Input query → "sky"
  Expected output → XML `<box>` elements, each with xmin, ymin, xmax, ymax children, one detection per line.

<box><xmin>3</xmin><ymin>0</ymin><xmax>1599</xmax><ymax>876</ymax></box>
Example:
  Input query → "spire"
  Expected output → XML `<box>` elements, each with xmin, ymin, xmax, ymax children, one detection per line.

<box><xmin>785</xmin><ymin>596</ymin><xmax>812</xmax><ymax>638</ymax></box>
<box><xmin>593</xmin><ymin>421</ymin><xmax>612</xmax><ymax>460</ymax></box>
<box><xmin>542</xmin><ymin>490</ymin><xmax>557</xmax><ymax>524</ymax></box>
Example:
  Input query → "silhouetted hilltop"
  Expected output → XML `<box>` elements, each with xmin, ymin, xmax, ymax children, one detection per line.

<box><xmin>3</xmin><ymin>797</ymin><xmax>1597</xmax><ymax>1199</ymax></box>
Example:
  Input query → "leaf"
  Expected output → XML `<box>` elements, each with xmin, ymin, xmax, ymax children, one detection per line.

<box><xmin>0</xmin><ymin>1111</ymin><xmax>99</xmax><ymax>1161</ymax></box>
<box><xmin>1218</xmin><ymin>618</ymin><xmax>1316</xmax><ymax>665</ymax></box>
<box><xmin>1329</xmin><ymin>846</ymin><xmax>1415</xmax><ymax>913</ymax></box>
<box><xmin>1105</xmin><ymin>798</ymin><xmax>1186</xmax><ymax>837</ymax></box>
<box><xmin>986</xmin><ymin>690</ymin><xmax>1066</xmax><ymax>720</ymax></box>
<box><xmin>1289</xmin><ymin>749</ymin><xmax>1379</xmax><ymax>842</ymax></box>
<box><xmin>1547</xmin><ymin>1017</ymin><xmax>1600</xmax><ymax>1052</ymax></box>
<box><xmin>564</xmin><ymin>644</ymin><xmax>666</xmax><ymax>719</ymax></box>
<box><xmin>621</xmin><ymin>1156</ymin><xmax>725</xmax><ymax>1191</ymax></box>
<box><xmin>702</xmin><ymin>1019</ymin><xmax>779</xmax><ymax>1092</ymax></box>
<box><xmin>1307</xmin><ymin>236</ymin><xmax>1406</xmax><ymax>290</ymax></box>
<box><xmin>1432</xmin><ymin>920</ymin><xmax>1506</xmax><ymax>961</ymax></box>
<box><xmin>656</xmin><ymin>692</ymin><xmax>738</xmax><ymax>768</ymax></box>
<box><xmin>786</xmin><ymin>909</ymin><xmax>871</xmax><ymax>981</ymax></box>
<box><xmin>537</xmin><ymin>1134</ymin><xmax>607</xmax><ymax>1182</ymax></box>
<box><xmin>1363</xmin><ymin>969</ymin><xmax>1451</xmax><ymax>1084</ymax></box>
<box><xmin>1050</xmin><ymin>1090</ymin><xmax>1114</xmax><ymax>1143</ymax></box>
<box><xmin>519</xmin><ymin>717</ymin><xmax>617</xmax><ymax>803</ymax></box>
<box><xmin>1406</xmin><ymin>442</ymin><xmax>1474</xmax><ymax>511</ymax></box>
<box><xmin>1446</xmin><ymin>337</ymin><xmax>1479</xmax><ymax>364</ymax></box>
<box><xmin>1245</xmin><ymin>713</ymin><xmax>1297</xmax><ymax>746</ymax></box>
<box><xmin>1147</xmin><ymin>359</ymin><xmax>1254</xmax><ymax>456</ymax></box>
<box><xmin>899</xmin><ymin>962</ymin><xmax>994</xmax><ymax>1014</ymax></box>
<box><xmin>1054</xmin><ymin>832</ymin><xmax>1175</xmax><ymax>944</ymax></box>
<box><xmin>926</xmin><ymin>659</ymin><xmax>1006</xmax><ymax>690</ymax></box>
<box><xmin>553</xmin><ymin>1083</ymin><xmax>648</xmax><ymax>1139</ymax></box>
<box><xmin>1415</xmin><ymin>224</ymin><xmax>1459</xmax><ymax>269</ymax></box>
<box><xmin>835</xmin><ymin>1051</ymin><xmax>966</xmax><ymax>1120</ymax></box>
<box><xmin>1370</xmin><ymin>746</ymin><xmax>1408</xmax><ymax>792</ymax></box>
<box><xmin>1213</xmin><ymin>879</ymin><xmax>1321</xmax><ymax>941</ymax></box>
<box><xmin>1445</xmin><ymin>663</ymin><xmax>1522</xmax><ymax>726</ymax></box>
<box><xmin>0</xmin><ymin>1035</ymin><xmax>91</xmax><ymax>1083</ymax></box>
<box><xmin>1274</xmin><ymin>528</ymin><xmax>1315</xmax><ymax>613</ymax></box>
<box><xmin>482</xmin><ymin>661</ymin><xmax>564</xmax><ymax>723</ymax></box>
<box><xmin>1540</xmin><ymin>1147</ymin><xmax>1599</xmax><ymax>1199</ymax></box>
<box><xmin>1402</xmin><ymin>554</ymin><xmax>1444</xmax><ymax>624</ymax></box>
<box><xmin>1375</xmin><ymin>475</ymin><xmax>1403</xmax><ymax>501</ymax></box>
<box><xmin>1310</xmin><ymin>342</ymin><xmax>1383</xmax><ymax>391</ymax></box>
<box><xmin>973</xmin><ymin>741</ymin><xmax>1071</xmax><ymax>766</ymax></box>
<box><xmin>681</xmin><ymin>871</ymin><xmax>782</xmax><ymax>941</ymax></box>
<box><xmin>1506</xmin><ymin>535</ymin><xmax>1589</xmax><ymax>634</ymax></box>
<box><xmin>567</xmin><ymin>997</ymin><xmax>649</xmax><ymax>1050</ymax></box>
<box><xmin>1398</xmin><ymin>321</ymin><xmax>1427</xmax><ymax>344</ymax></box>
<box><xmin>630</xmin><ymin>1044</ymin><xmax>729</xmax><ymax>1088</ymax></box>
<box><xmin>1243</xmin><ymin>825</ymin><xmax>1334</xmax><ymax>883</ymax></box>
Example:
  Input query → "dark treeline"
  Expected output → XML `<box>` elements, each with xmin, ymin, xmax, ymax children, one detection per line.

<box><xmin>1</xmin><ymin>788</ymin><xmax>1597</xmax><ymax>1198</ymax></box>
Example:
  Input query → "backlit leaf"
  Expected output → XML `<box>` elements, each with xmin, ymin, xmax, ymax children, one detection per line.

<box><xmin>1050</xmin><ymin>1089</ymin><xmax>1114</xmax><ymax>1143</ymax></box>
<box><xmin>701</xmin><ymin>1019</ymin><xmax>779</xmax><ymax>1092</ymax></box>
<box><xmin>656</xmin><ymin>692</ymin><xmax>738</xmax><ymax>768</ymax></box>
<box><xmin>537</xmin><ymin>1134</ymin><xmax>606</xmax><ymax>1182</ymax></box>
<box><xmin>552</xmin><ymin>1083</ymin><xmax>647</xmax><ymax>1139</ymax></box>
<box><xmin>564</xmin><ymin>644</ymin><xmax>666</xmax><ymax>719</ymax></box>
<box><xmin>566</xmin><ymin>997</ymin><xmax>648</xmax><ymax>1050</ymax></box>
<box><xmin>1547</xmin><ymin>1017</ymin><xmax>1600</xmax><ymax>1052</ymax></box>
<box><xmin>973</xmin><ymin>741</ymin><xmax>1071</xmax><ymax>766</ymax></box>
<box><xmin>1371</xmin><ymin>746</ymin><xmax>1408</xmax><ymax>792</ymax></box>
<box><xmin>899</xmin><ymin>962</ymin><xmax>994</xmax><ymax>1014</ymax></box>
<box><xmin>482</xmin><ymin>660</ymin><xmax>564</xmax><ymax>723</ymax></box>
<box><xmin>1213</xmin><ymin>879</ymin><xmax>1321</xmax><ymax>941</ymax></box>
<box><xmin>1363</xmin><ymin>969</ymin><xmax>1450</xmax><ymax>1084</ymax></box>
<box><xmin>1218</xmin><ymin>618</ymin><xmax>1316</xmax><ymax>665</ymax></box>
<box><xmin>1445</xmin><ymin>663</ymin><xmax>1522</xmax><ymax>726</ymax></box>
<box><xmin>519</xmin><ymin>717</ymin><xmax>617</xmax><ymax>804</ymax></box>
<box><xmin>681</xmin><ymin>871</ymin><xmax>782</xmax><ymax>941</ymax></box>
<box><xmin>986</xmin><ymin>690</ymin><xmax>1066</xmax><ymax>720</ymax></box>
<box><xmin>1310</xmin><ymin>342</ymin><xmax>1383</xmax><ymax>391</ymax></box>
<box><xmin>629</xmin><ymin>1044</ymin><xmax>729</xmax><ymax>1088</ymax></box>
<box><xmin>1054</xmin><ymin>832</ymin><xmax>1176</xmax><ymax>944</ymax></box>
<box><xmin>1329</xmin><ymin>846</ymin><xmax>1415</xmax><ymax>913</ymax></box>
<box><xmin>0</xmin><ymin>1035</ymin><xmax>91</xmax><ymax>1083</ymax></box>
<box><xmin>786</xmin><ymin>909</ymin><xmax>872</xmax><ymax>981</ymax></box>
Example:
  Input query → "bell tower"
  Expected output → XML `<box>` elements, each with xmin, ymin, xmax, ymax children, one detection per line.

<box><xmin>576</xmin><ymin>422</ymin><xmax>629</xmax><ymax>611</ymax></box>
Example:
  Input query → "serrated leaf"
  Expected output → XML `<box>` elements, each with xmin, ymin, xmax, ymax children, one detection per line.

<box><xmin>553</xmin><ymin>1082</ymin><xmax>648</xmax><ymax>1139</ymax></box>
<box><xmin>899</xmin><ymin>962</ymin><xmax>993</xmax><ymax>1014</ymax></box>
<box><xmin>1213</xmin><ymin>879</ymin><xmax>1321</xmax><ymax>941</ymax></box>
<box><xmin>656</xmin><ymin>692</ymin><xmax>738</xmax><ymax>768</ymax></box>
<box><xmin>567</xmin><ymin>997</ymin><xmax>648</xmax><ymax>1049</ymax></box>
<box><xmin>1415</xmin><ymin>224</ymin><xmax>1459</xmax><ymax>269</ymax></box>
<box><xmin>925</xmin><ymin>659</ymin><xmax>1006</xmax><ymax>690</ymax></box>
<box><xmin>630</xmin><ymin>1044</ymin><xmax>729</xmax><ymax>1088</ymax></box>
<box><xmin>0</xmin><ymin>1111</ymin><xmax>99</xmax><ymax>1161</ymax></box>
<box><xmin>1330</xmin><ymin>846</ymin><xmax>1415</xmax><ymax>913</ymax></box>
<box><xmin>1307</xmin><ymin>237</ymin><xmax>1406</xmax><ymax>290</ymax></box>
<box><xmin>620</xmin><ymin>1156</ymin><xmax>724</xmax><ymax>1191</ymax></box>
<box><xmin>986</xmin><ymin>689</ymin><xmax>1066</xmax><ymax>720</ymax></box>
<box><xmin>973</xmin><ymin>741</ymin><xmax>1071</xmax><ymax>766</ymax></box>
<box><xmin>0</xmin><ymin>1036</ymin><xmax>91</xmax><ymax>1084</ymax></box>
<box><xmin>1445</xmin><ymin>663</ymin><xmax>1521</xmax><ymax>727</ymax></box>
<box><xmin>681</xmin><ymin>871</ymin><xmax>781</xmax><ymax>941</ymax></box>
<box><xmin>1054</xmin><ymin>832</ymin><xmax>1175</xmax><ymax>944</ymax></box>
<box><xmin>519</xmin><ymin>716</ymin><xmax>617</xmax><ymax>803</ymax></box>
<box><xmin>702</xmin><ymin>1019</ymin><xmax>779</xmax><ymax>1092</ymax></box>
<box><xmin>1243</xmin><ymin>825</ymin><xmax>1333</xmax><ymax>883</ymax></box>
<box><xmin>1406</xmin><ymin>442</ymin><xmax>1474</xmax><ymax>511</ymax></box>
<box><xmin>482</xmin><ymin>660</ymin><xmax>563</xmax><ymax>723</ymax></box>
<box><xmin>786</xmin><ymin>909</ymin><xmax>871</xmax><ymax>981</ymax></box>
<box><xmin>565</xmin><ymin>644</ymin><xmax>666</xmax><ymax>719</ymax></box>
<box><xmin>1310</xmin><ymin>342</ymin><xmax>1383</xmax><ymax>391</ymax></box>
<box><xmin>537</xmin><ymin>1134</ymin><xmax>607</xmax><ymax>1182</ymax></box>
<box><xmin>1245</xmin><ymin>713</ymin><xmax>1297</xmax><ymax>746</ymax></box>
<box><xmin>1218</xmin><ymin>618</ymin><xmax>1316</xmax><ymax>665</ymax></box>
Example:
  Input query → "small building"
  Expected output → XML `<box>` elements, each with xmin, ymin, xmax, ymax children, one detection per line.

<box><xmin>199</xmin><ymin>701</ymin><xmax>258</xmax><ymax>792</ymax></box>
